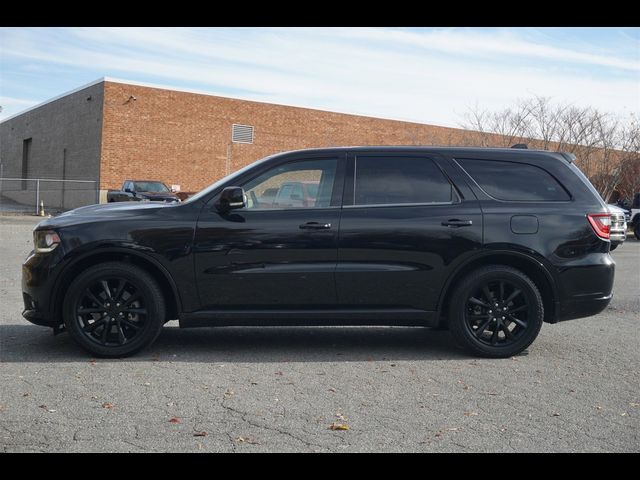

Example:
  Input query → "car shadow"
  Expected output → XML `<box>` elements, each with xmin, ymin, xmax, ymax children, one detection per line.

<box><xmin>0</xmin><ymin>323</ymin><xmax>472</xmax><ymax>363</ymax></box>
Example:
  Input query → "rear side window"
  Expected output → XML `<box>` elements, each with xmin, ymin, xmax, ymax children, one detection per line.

<box><xmin>354</xmin><ymin>156</ymin><xmax>454</xmax><ymax>206</ymax></box>
<box><xmin>458</xmin><ymin>159</ymin><xmax>570</xmax><ymax>201</ymax></box>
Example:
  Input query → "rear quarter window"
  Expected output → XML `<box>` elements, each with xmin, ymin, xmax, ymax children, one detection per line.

<box><xmin>457</xmin><ymin>159</ymin><xmax>570</xmax><ymax>201</ymax></box>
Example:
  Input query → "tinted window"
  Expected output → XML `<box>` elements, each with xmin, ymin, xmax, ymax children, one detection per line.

<box><xmin>242</xmin><ymin>158</ymin><xmax>337</xmax><ymax>209</ymax></box>
<box><xmin>458</xmin><ymin>159</ymin><xmax>570</xmax><ymax>201</ymax></box>
<box><xmin>354</xmin><ymin>156</ymin><xmax>454</xmax><ymax>206</ymax></box>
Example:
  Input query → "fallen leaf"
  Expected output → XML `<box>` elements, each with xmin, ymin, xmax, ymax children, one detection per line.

<box><xmin>143</xmin><ymin>382</ymin><xmax>151</xmax><ymax>387</ymax></box>
<box><xmin>328</xmin><ymin>388</ymin><xmax>337</xmax><ymax>393</ymax></box>
<box><xmin>166</xmin><ymin>402</ymin><xmax>175</xmax><ymax>407</ymax></box>
<box><xmin>629</xmin><ymin>402</ymin><xmax>640</xmax><ymax>408</ymax></box>
<box><xmin>235</xmin><ymin>436</ymin><xmax>260</xmax><ymax>444</ymax></box>
<box><xmin>224</xmin><ymin>389</ymin><xmax>235</xmax><ymax>397</ymax></box>
<box><xmin>250</xmin><ymin>381</ymin><xmax>258</xmax><ymax>386</ymax></box>
<box><xmin>22</xmin><ymin>393</ymin><xmax>30</xmax><ymax>397</ymax></box>
<box><xmin>275</xmin><ymin>371</ymin><xmax>284</xmax><ymax>376</ymax></box>
<box><xmin>193</xmin><ymin>431</ymin><xmax>208</xmax><ymax>437</ymax></box>
<box><xmin>169</xmin><ymin>417</ymin><xmax>181</xmax><ymax>424</ymax></box>
<box><xmin>335</xmin><ymin>412</ymin><xmax>347</xmax><ymax>421</ymax></box>
<box><xmin>552</xmin><ymin>413</ymin><xmax>561</xmax><ymax>417</ymax></box>
<box><xmin>621</xmin><ymin>412</ymin><xmax>628</xmax><ymax>416</ymax></box>
<box><xmin>329</xmin><ymin>422</ymin><xmax>350</xmax><ymax>431</ymax></box>
<box><xmin>463</xmin><ymin>411</ymin><xmax>478</xmax><ymax>417</ymax></box>
<box><xmin>102</xmin><ymin>402</ymin><xmax>114</xmax><ymax>409</ymax></box>
<box><xmin>594</xmin><ymin>405</ymin><xmax>603</xmax><ymax>410</ymax></box>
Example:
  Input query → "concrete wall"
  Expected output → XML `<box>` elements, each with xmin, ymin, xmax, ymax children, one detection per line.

<box><xmin>0</xmin><ymin>82</ymin><xmax>104</xmax><ymax>211</ymax></box>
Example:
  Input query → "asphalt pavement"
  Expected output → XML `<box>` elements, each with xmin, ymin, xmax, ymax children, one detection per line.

<box><xmin>1</xmin><ymin>215</ymin><xmax>638</xmax><ymax>452</ymax></box>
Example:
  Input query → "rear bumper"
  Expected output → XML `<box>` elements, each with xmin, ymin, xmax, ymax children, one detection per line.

<box><xmin>554</xmin><ymin>253</ymin><xmax>615</xmax><ymax>322</ymax></box>
<box><xmin>557</xmin><ymin>293</ymin><xmax>613</xmax><ymax>322</ymax></box>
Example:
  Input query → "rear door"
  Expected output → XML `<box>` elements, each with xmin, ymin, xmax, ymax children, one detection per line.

<box><xmin>336</xmin><ymin>152</ymin><xmax>483</xmax><ymax>312</ymax></box>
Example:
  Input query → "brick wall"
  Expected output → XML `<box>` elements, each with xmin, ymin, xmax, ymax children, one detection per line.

<box><xmin>99</xmin><ymin>81</ymin><xmax>479</xmax><ymax>192</ymax></box>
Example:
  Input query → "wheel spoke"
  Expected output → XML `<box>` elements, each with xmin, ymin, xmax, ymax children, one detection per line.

<box><xmin>77</xmin><ymin>307</ymin><xmax>104</xmax><ymax>314</ymax></box>
<box><xmin>101</xmin><ymin>280</ymin><xmax>113</xmax><ymax>300</ymax></box>
<box><xmin>116</xmin><ymin>321</ymin><xmax>126</xmax><ymax>345</ymax></box>
<box><xmin>508</xmin><ymin>314</ymin><xmax>527</xmax><ymax>329</ymax></box>
<box><xmin>505</xmin><ymin>288</ymin><xmax>522</xmax><ymax>304</ymax></box>
<box><xmin>100</xmin><ymin>318</ymin><xmax>111</xmax><ymax>344</ymax></box>
<box><xmin>509</xmin><ymin>304</ymin><xmax>528</xmax><ymax>314</ymax></box>
<box><xmin>474</xmin><ymin>318</ymin><xmax>493</xmax><ymax>338</ymax></box>
<box><xmin>501</xmin><ymin>323</ymin><xmax>514</xmax><ymax>339</ymax></box>
<box><xmin>84</xmin><ymin>289</ymin><xmax>104</xmax><ymax>308</ymax></box>
<box><xmin>122</xmin><ymin>292</ymin><xmax>142</xmax><ymax>308</ymax></box>
<box><xmin>83</xmin><ymin>316</ymin><xmax>106</xmax><ymax>333</ymax></box>
<box><xmin>490</xmin><ymin>323</ymin><xmax>499</xmax><ymax>344</ymax></box>
<box><xmin>121</xmin><ymin>318</ymin><xmax>141</xmax><ymax>330</ymax></box>
<box><xmin>112</xmin><ymin>279</ymin><xmax>127</xmax><ymax>303</ymax></box>
<box><xmin>469</xmin><ymin>297</ymin><xmax>491</xmax><ymax>308</ymax></box>
<box><xmin>482</xmin><ymin>285</ymin><xmax>494</xmax><ymax>304</ymax></box>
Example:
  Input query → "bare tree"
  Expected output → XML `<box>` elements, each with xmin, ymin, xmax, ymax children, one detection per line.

<box><xmin>460</xmin><ymin>97</ymin><xmax>640</xmax><ymax>201</ymax></box>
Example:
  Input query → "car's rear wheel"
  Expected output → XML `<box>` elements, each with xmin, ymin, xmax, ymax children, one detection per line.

<box><xmin>635</xmin><ymin>222</ymin><xmax>640</xmax><ymax>240</ymax></box>
<box><xmin>63</xmin><ymin>262</ymin><xmax>166</xmax><ymax>357</ymax></box>
<box><xmin>448</xmin><ymin>265</ymin><xmax>544</xmax><ymax>358</ymax></box>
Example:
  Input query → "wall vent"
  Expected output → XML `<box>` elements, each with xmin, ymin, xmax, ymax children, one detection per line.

<box><xmin>232</xmin><ymin>124</ymin><xmax>254</xmax><ymax>144</ymax></box>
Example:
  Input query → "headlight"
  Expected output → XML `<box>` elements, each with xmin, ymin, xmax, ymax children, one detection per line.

<box><xmin>34</xmin><ymin>230</ymin><xmax>61</xmax><ymax>253</ymax></box>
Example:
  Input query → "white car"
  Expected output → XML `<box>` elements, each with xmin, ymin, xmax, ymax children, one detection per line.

<box><xmin>608</xmin><ymin>204</ymin><xmax>627</xmax><ymax>250</ymax></box>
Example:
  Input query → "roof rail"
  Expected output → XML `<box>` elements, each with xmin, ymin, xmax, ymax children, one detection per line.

<box><xmin>511</xmin><ymin>143</ymin><xmax>528</xmax><ymax>149</ymax></box>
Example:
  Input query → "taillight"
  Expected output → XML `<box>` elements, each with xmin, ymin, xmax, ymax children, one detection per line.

<box><xmin>587</xmin><ymin>213</ymin><xmax>611</xmax><ymax>239</ymax></box>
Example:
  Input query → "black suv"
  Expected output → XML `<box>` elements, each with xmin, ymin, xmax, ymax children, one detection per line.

<box><xmin>22</xmin><ymin>147</ymin><xmax>615</xmax><ymax>358</ymax></box>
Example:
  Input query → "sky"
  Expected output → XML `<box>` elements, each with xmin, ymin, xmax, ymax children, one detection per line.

<box><xmin>1</xmin><ymin>27</ymin><xmax>639</xmax><ymax>126</ymax></box>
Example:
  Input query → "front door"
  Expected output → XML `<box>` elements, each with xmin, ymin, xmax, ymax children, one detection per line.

<box><xmin>336</xmin><ymin>152</ymin><xmax>483</xmax><ymax>312</ymax></box>
<box><xmin>193</xmin><ymin>155</ymin><xmax>344</xmax><ymax>309</ymax></box>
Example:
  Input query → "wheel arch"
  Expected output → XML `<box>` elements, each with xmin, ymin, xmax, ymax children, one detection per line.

<box><xmin>52</xmin><ymin>248</ymin><xmax>181</xmax><ymax>325</ymax></box>
<box><xmin>437</xmin><ymin>250</ymin><xmax>559</xmax><ymax>325</ymax></box>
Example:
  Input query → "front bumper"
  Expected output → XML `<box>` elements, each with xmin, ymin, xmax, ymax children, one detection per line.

<box><xmin>21</xmin><ymin>250</ymin><xmax>61</xmax><ymax>328</ymax></box>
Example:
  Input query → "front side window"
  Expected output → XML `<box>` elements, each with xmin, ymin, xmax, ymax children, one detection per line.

<box><xmin>242</xmin><ymin>158</ymin><xmax>337</xmax><ymax>210</ymax></box>
<box><xmin>458</xmin><ymin>159</ymin><xmax>570</xmax><ymax>201</ymax></box>
<box><xmin>354</xmin><ymin>156</ymin><xmax>454</xmax><ymax>206</ymax></box>
<box><xmin>133</xmin><ymin>181</ymin><xmax>170</xmax><ymax>193</ymax></box>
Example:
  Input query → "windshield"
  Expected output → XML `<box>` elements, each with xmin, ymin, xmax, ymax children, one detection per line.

<box><xmin>183</xmin><ymin>153</ymin><xmax>280</xmax><ymax>205</ymax></box>
<box><xmin>133</xmin><ymin>182</ymin><xmax>170</xmax><ymax>193</ymax></box>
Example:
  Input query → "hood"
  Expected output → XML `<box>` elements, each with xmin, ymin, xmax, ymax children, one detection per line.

<box><xmin>36</xmin><ymin>201</ymin><xmax>171</xmax><ymax>229</ymax></box>
<box><xmin>137</xmin><ymin>191</ymin><xmax>179</xmax><ymax>200</ymax></box>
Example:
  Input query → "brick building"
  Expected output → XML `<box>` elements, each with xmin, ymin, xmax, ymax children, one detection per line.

<box><xmin>1</xmin><ymin>77</ymin><xmax>481</xmax><ymax>210</ymax></box>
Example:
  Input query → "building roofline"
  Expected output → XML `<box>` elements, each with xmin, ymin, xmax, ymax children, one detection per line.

<box><xmin>1</xmin><ymin>76</ymin><xmax>461</xmax><ymax>131</ymax></box>
<box><xmin>0</xmin><ymin>77</ymin><xmax>107</xmax><ymax>124</ymax></box>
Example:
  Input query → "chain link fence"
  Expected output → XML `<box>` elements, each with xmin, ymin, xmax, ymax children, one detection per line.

<box><xmin>0</xmin><ymin>178</ymin><xmax>99</xmax><ymax>215</ymax></box>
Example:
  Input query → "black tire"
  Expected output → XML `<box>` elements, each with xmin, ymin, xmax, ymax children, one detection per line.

<box><xmin>635</xmin><ymin>223</ymin><xmax>640</xmax><ymax>241</ymax></box>
<box><xmin>610</xmin><ymin>243</ymin><xmax>619</xmax><ymax>251</ymax></box>
<box><xmin>448</xmin><ymin>265</ymin><xmax>544</xmax><ymax>358</ymax></box>
<box><xmin>63</xmin><ymin>262</ymin><xmax>166</xmax><ymax>357</ymax></box>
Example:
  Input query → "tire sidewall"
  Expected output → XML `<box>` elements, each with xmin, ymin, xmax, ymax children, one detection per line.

<box><xmin>450</xmin><ymin>267</ymin><xmax>544</xmax><ymax>358</ymax></box>
<box><xmin>63</xmin><ymin>263</ymin><xmax>165</xmax><ymax>357</ymax></box>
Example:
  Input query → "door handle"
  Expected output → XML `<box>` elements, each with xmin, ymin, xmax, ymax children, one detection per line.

<box><xmin>441</xmin><ymin>219</ymin><xmax>473</xmax><ymax>227</ymax></box>
<box><xmin>299</xmin><ymin>222</ymin><xmax>332</xmax><ymax>230</ymax></box>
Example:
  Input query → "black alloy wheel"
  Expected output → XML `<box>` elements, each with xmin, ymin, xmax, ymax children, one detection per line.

<box><xmin>75</xmin><ymin>277</ymin><xmax>147</xmax><ymax>347</ymax></box>
<box><xmin>63</xmin><ymin>262</ymin><xmax>166</xmax><ymax>357</ymax></box>
<box><xmin>449</xmin><ymin>265</ymin><xmax>544</xmax><ymax>358</ymax></box>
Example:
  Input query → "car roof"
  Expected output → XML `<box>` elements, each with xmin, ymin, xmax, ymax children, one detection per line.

<box><xmin>273</xmin><ymin>146</ymin><xmax>574</xmax><ymax>162</ymax></box>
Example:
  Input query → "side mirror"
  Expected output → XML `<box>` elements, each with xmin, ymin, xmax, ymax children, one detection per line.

<box><xmin>216</xmin><ymin>186</ymin><xmax>246</xmax><ymax>212</ymax></box>
<box><xmin>124</xmin><ymin>188</ymin><xmax>133</xmax><ymax>193</ymax></box>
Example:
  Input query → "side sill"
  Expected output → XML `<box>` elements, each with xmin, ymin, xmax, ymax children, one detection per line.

<box><xmin>179</xmin><ymin>308</ymin><xmax>437</xmax><ymax>328</ymax></box>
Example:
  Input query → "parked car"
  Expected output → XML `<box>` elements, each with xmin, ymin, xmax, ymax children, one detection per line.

<box><xmin>22</xmin><ymin>146</ymin><xmax>615</xmax><ymax>358</ymax></box>
<box><xmin>630</xmin><ymin>193</ymin><xmax>640</xmax><ymax>240</ymax></box>
<box><xmin>608</xmin><ymin>204</ymin><xmax>627</xmax><ymax>250</ymax></box>
<box><xmin>107</xmin><ymin>180</ymin><xmax>180</xmax><ymax>203</ymax></box>
<box><xmin>251</xmin><ymin>181</ymin><xmax>320</xmax><ymax>209</ymax></box>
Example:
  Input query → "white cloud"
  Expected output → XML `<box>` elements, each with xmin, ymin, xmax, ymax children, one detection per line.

<box><xmin>2</xmin><ymin>27</ymin><xmax>639</xmax><ymax>126</ymax></box>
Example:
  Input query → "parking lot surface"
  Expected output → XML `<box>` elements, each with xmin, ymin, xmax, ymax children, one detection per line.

<box><xmin>1</xmin><ymin>215</ymin><xmax>639</xmax><ymax>452</ymax></box>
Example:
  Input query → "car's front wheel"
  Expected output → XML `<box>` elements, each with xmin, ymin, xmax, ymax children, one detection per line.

<box><xmin>448</xmin><ymin>265</ymin><xmax>544</xmax><ymax>358</ymax></box>
<box><xmin>63</xmin><ymin>262</ymin><xmax>166</xmax><ymax>357</ymax></box>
